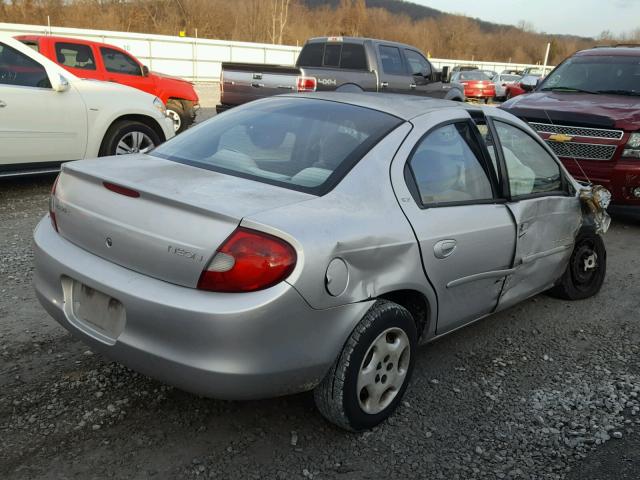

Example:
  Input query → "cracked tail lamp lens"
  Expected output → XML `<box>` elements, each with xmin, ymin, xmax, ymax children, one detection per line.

<box><xmin>623</xmin><ymin>132</ymin><xmax>640</xmax><ymax>158</ymax></box>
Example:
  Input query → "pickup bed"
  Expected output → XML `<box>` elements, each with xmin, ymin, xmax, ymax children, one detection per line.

<box><xmin>217</xmin><ymin>36</ymin><xmax>464</xmax><ymax>113</ymax></box>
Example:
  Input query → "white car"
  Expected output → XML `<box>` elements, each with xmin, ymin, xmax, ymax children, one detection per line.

<box><xmin>0</xmin><ymin>36</ymin><xmax>174</xmax><ymax>177</ymax></box>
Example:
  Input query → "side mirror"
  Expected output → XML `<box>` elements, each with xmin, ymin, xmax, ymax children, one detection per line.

<box><xmin>441</xmin><ymin>66</ymin><xmax>450</xmax><ymax>83</ymax></box>
<box><xmin>142</xmin><ymin>65</ymin><xmax>150</xmax><ymax>76</ymax></box>
<box><xmin>51</xmin><ymin>73</ymin><xmax>70</xmax><ymax>92</ymax></box>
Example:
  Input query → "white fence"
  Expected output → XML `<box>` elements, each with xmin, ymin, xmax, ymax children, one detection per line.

<box><xmin>0</xmin><ymin>22</ymin><xmax>552</xmax><ymax>82</ymax></box>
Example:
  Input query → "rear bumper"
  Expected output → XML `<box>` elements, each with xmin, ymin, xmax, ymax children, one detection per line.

<box><xmin>33</xmin><ymin>217</ymin><xmax>372</xmax><ymax>400</ymax></box>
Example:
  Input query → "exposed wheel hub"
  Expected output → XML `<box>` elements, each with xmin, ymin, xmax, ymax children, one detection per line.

<box><xmin>572</xmin><ymin>242</ymin><xmax>598</xmax><ymax>285</ymax></box>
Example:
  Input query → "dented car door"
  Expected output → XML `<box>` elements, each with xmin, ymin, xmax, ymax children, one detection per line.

<box><xmin>489</xmin><ymin>119</ymin><xmax>582</xmax><ymax>310</ymax></box>
<box><xmin>390</xmin><ymin>110</ymin><xmax>517</xmax><ymax>334</ymax></box>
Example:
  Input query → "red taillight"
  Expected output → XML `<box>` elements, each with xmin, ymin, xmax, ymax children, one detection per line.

<box><xmin>103</xmin><ymin>181</ymin><xmax>140</xmax><ymax>198</ymax></box>
<box><xmin>49</xmin><ymin>174</ymin><xmax>60</xmax><ymax>232</ymax></box>
<box><xmin>296</xmin><ymin>76</ymin><xmax>317</xmax><ymax>92</ymax></box>
<box><xmin>197</xmin><ymin>227</ymin><xmax>297</xmax><ymax>293</ymax></box>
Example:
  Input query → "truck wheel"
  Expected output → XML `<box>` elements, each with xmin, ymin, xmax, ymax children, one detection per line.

<box><xmin>314</xmin><ymin>300</ymin><xmax>417</xmax><ymax>431</ymax></box>
<box><xmin>547</xmin><ymin>230</ymin><xmax>606</xmax><ymax>300</ymax></box>
<box><xmin>99</xmin><ymin>120</ymin><xmax>161</xmax><ymax>157</ymax></box>
<box><xmin>166</xmin><ymin>99</ymin><xmax>193</xmax><ymax>134</ymax></box>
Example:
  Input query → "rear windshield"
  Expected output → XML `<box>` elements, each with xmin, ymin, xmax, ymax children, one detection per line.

<box><xmin>297</xmin><ymin>42</ymin><xmax>368</xmax><ymax>70</ymax></box>
<box><xmin>151</xmin><ymin>98</ymin><xmax>401</xmax><ymax>195</ymax></box>
<box><xmin>458</xmin><ymin>71</ymin><xmax>490</xmax><ymax>81</ymax></box>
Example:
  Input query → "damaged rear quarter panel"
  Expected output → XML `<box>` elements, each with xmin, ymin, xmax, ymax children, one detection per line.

<box><xmin>242</xmin><ymin>123</ymin><xmax>437</xmax><ymax>314</ymax></box>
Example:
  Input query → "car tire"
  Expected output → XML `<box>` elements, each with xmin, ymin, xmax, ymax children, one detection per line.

<box><xmin>166</xmin><ymin>99</ymin><xmax>193</xmax><ymax>134</ymax></box>
<box><xmin>99</xmin><ymin>120</ymin><xmax>162</xmax><ymax>157</ymax></box>
<box><xmin>314</xmin><ymin>300</ymin><xmax>417</xmax><ymax>431</ymax></box>
<box><xmin>547</xmin><ymin>229</ymin><xmax>606</xmax><ymax>300</ymax></box>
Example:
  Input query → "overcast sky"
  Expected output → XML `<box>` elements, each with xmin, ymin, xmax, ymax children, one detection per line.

<box><xmin>416</xmin><ymin>0</ymin><xmax>640</xmax><ymax>37</ymax></box>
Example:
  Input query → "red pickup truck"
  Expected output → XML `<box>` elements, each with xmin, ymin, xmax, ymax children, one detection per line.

<box><xmin>17</xmin><ymin>35</ymin><xmax>199</xmax><ymax>133</ymax></box>
<box><xmin>501</xmin><ymin>45</ymin><xmax>640</xmax><ymax>217</ymax></box>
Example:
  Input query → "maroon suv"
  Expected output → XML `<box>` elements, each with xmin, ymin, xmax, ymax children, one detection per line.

<box><xmin>501</xmin><ymin>46</ymin><xmax>640</xmax><ymax>216</ymax></box>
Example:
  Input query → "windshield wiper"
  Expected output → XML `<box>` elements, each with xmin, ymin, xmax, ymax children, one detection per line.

<box><xmin>596</xmin><ymin>89</ymin><xmax>640</xmax><ymax>96</ymax></box>
<box><xmin>540</xmin><ymin>86</ymin><xmax>598</xmax><ymax>94</ymax></box>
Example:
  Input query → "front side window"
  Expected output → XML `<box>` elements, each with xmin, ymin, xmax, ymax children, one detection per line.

<box><xmin>378</xmin><ymin>45</ymin><xmax>405</xmax><ymax>75</ymax></box>
<box><xmin>0</xmin><ymin>42</ymin><xmax>50</xmax><ymax>88</ymax></box>
<box><xmin>408</xmin><ymin>122</ymin><xmax>494</xmax><ymax>205</ymax></box>
<box><xmin>493</xmin><ymin>121</ymin><xmax>562</xmax><ymax>197</ymax></box>
<box><xmin>55</xmin><ymin>42</ymin><xmax>96</xmax><ymax>70</ymax></box>
<box><xmin>100</xmin><ymin>47</ymin><xmax>141</xmax><ymax>75</ymax></box>
<box><xmin>404</xmin><ymin>49</ymin><xmax>431</xmax><ymax>77</ymax></box>
<box><xmin>151</xmin><ymin>98</ymin><xmax>401</xmax><ymax>194</ymax></box>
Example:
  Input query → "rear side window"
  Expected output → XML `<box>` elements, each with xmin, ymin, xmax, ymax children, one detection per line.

<box><xmin>0</xmin><ymin>42</ymin><xmax>51</xmax><ymax>88</ymax></box>
<box><xmin>493</xmin><ymin>121</ymin><xmax>562</xmax><ymax>196</ymax></box>
<box><xmin>100</xmin><ymin>47</ymin><xmax>141</xmax><ymax>75</ymax></box>
<box><xmin>339</xmin><ymin>44</ymin><xmax>367</xmax><ymax>70</ymax></box>
<box><xmin>378</xmin><ymin>46</ymin><xmax>404</xmax><ymax>75</ymax></box>
<box><xmin>151</xmin><ymin>98</ymin><xmax>401</xmax><ymax>195</ymax></box>
<box><xmin>298</xmin><ymin>42</ymin><xmax>368</xmax><ymax>70</ymax></box>
<box><xmin>55</xmin><ymin>42</ymin><xmax>96</xmax><ymax>70</ymax></box>
<box><xmin>20</xmin><ymin>40</ymin><xmax>40</xmax><ymax>52</ymax></box>
<box><xmin>408</xmin><ymin>122</ymin><xmax>494</xmax><ymax>205</ymax></box>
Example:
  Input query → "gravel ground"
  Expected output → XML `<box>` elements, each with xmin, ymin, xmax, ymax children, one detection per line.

<box><xmin>1</xmin><ymin>132</ymin><xmax>640</xmax><ymax>479</ymax></box>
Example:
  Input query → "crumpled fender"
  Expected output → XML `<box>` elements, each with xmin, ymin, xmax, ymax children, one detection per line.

<box><xmin>579</xmin><ymin>184</ymin><xmax>611</xmax><ymax>234</ymax></box>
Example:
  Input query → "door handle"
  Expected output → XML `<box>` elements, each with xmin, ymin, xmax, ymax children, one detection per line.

<box><xmin>409</xmin><ymin>83</ymin><xmax>416</xmax><ymax>89</ymax></box>
<box><xmin>434</xmin><ymin>239</ymin><xmax>457</xmax><ymax>259</ymax></box>
<box><xmin>0</xmin><ymin>100</ymin><xmax>6</xmax><ymax>108</ymax></box>
<box><xmin>251</xmin><ymin>82</ymin><xmax>265</xmax><ymax>88</ymax></box>
<box><xmin>380</xmin><ymin>81</ymin><xmax>389</xmax><ymax>89</ymax></box>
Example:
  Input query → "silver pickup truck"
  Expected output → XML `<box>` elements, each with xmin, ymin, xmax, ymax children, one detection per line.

<box><xmin>216</xmin><ymin>36</ymin><xmax>464</xmax><ymax>113</ymax></box>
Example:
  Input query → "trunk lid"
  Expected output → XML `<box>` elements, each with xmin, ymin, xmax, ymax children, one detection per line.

<box><xmin>54</xmin><ymin>155</ymin><xmax>313</xmax><ymax>287</ymax></box>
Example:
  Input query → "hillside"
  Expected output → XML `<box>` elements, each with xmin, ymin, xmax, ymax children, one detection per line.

<box><xmin>0</xmin><ymin>0</ymin><xmax>596</xmax><ymax>64</ymax></box>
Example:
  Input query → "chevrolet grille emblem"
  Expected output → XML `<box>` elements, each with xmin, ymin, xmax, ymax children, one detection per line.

<box><xmin>549</xmin><ymin>133</ymin><xmax>573</xmax><ymax>142</ymax></box>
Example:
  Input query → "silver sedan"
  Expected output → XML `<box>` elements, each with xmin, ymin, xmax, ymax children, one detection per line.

<box><xmin>34</xmin><ymin>93</ymin><xmax>609</xmax><ymax>431</ymax></box>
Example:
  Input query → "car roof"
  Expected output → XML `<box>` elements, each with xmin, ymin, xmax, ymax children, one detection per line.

<box><xmin>305</xmin><ymin>36</ymin><xmax>416</xmax><ymax>50</ymax></box>
<box><xmin>15</xmin><ymin>34</ymin><xmax>113</xmax><ymax>49</ymax></box>
<box><xmin>282</xmin><ymin>92</ymin><xmax>482</xmax><ymax>121</ymax></box>
<box><xmin>576</xmin><ymin>46</ymin><xmax>640</xmax><ymax>57</ymax></box>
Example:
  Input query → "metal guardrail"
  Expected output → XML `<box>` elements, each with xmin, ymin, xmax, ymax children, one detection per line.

<box><xmin>0</xmin><ymin>22</ymin><xmax>553</xmax><ymax>83</ymax></box>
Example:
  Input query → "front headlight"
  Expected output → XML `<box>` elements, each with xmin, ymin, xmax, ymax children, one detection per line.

<box><xmin>153</xmin><ymin>97</ymin><xmax>167</xmax><ymax>116</ymax></box>
<box><xmin>623</xmin><ymin>132</ymin><xmax>640</xmax><ymax>158</ymax></box>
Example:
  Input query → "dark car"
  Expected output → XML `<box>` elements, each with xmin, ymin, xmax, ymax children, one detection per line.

<box><xmin>217</xmin><ymin>37</ymin><xmax>464</xmax><ymax>112</ymax></box>
<box><xmin>501</xmin><ymin>46</ymin><xmax>640</xmax><ymax>215</ymax></box>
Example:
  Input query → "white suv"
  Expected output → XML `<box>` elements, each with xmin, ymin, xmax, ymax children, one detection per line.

<box><xmin>0</xmin><ymin>36</ymin><xmax>175</xmax><ymax>177</ymax></box>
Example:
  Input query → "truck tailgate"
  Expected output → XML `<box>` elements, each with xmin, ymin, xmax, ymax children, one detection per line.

<box><xmin>221</xmin><ymin>63</ymin><xmax>301</xmax><ymax>105</ymax></box>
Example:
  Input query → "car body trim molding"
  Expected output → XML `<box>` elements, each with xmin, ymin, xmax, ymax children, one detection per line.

<box><xmin>446</xmin><ymin>268</ymin><xmax>515</xmax><ymax>289</ymax></box>
<box><xmin>521</xmin><ymin>244</ymin><xmax>572</xmax><ymax>265</ymax></box>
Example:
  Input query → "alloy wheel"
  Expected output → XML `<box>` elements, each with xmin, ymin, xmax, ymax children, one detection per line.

<box><xmin>115</xmin><ymin>131</ymin><xmax>155</xmax><ymax>155</ymax></box>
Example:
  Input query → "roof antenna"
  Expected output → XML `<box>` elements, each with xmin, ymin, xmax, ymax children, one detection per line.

<box><xmin>542</xmin><ymin>108</ymin><xmax>592</xmax><ymax>185</ymax></box>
